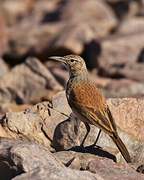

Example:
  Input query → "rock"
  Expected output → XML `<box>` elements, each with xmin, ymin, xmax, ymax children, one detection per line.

<box><xmin>1</xmin><ymin>0</ymin><xmax>35</xmax><ymax>25</ymax></box>
<box><xmin>10</xmin><ymin>141</ymin><xmax>64</xmax><ymax>172</ymax></box>
<box><xmin>0</xmin><ymin>57</ymin><xmax>62</xmax><ymax>104</ymax></box>
<box><xmin>0</xmin><ymin>58</ymin><xmax>9</xmax><ymax>77</ymax></box>
<box><xmin>0</xmin><ymin>138</ymin><xmax>24</xmax><ymax>179</ymax></box>
<box><xmin>54</xmin><ymin>150</ymin><xmax>115</xmax><ymax>170</ymax></box>
<box><xmin>0</xmin><ymin>138</ymin><xmax>64</xmax><ymax>179</ymax></box>
<box><xmin>118</xmin><ymin>17</ymin><xmax>144</xmax><ymax>35</ymax></box>
<box><xmin>107</xmin><ymin>98</ymin><xmax>144</xmax><ymax>142</ymax></box>
<box><xmin>52</xmin><ymin>115</ymin><xmax>81</xmax><ymax>151</ymax></box>
<box><xmin>140</xmin><ymin>0</ymin><xmax>144</xmax><ymax>15</ymax></box>
<box><xmin>0</xmin><ymin>15</ymin><xmax>8</xmax><ymax>56</ymax></box>
<box><xmin>54</xmin><ymin>151</ymin><xmax>81</xmax><ymax>169</ymax></box>
<box><xmin>87</xmin><ymin>158</ymin><xmax>144</xmax><ymax>180</ymax></box>
<box><xmin>54</xmin><ymin>151</ymin><xmax>144</xmax><ymax>179</ymax></box>
<box><xmin>46</xmin><ymin>61</ymin><xmax>69</xmax><ymax>87</ymax></box>
<box><xmin>51</xmin><ymin>92</ymin><xmax>144</xmax><ymax>163</ymax></box>
<box><xmin>103</xmin><ymin>79</ymin><xmax>144</xmax><ymax>98</ymax></box>
<box><xmin>106</xmin><ymin>0</ymin><xmax>141</xmax><ymax>19</ymax></box>
<box><xmin>98</xmin><ymin>33</ymin><xmax>144</xmax><ymax>82</ymax></box>
<box><xmin>90</xmin><ymin>74</ymin><xmax>144</xmax><ymax>98</ymax></box>
<box><xmin>52</xmin><ymin>0</ymin><xmax>117</xmax><ymax>54</ymax></box>
<box><xmin>1</xmin><ymin>91</ymin><xmax>144</xmax><ymax>165</ymax></box>
<box><xmin>0</xmin><ymin>103</ymin><xmax>31</xmax><ymax>114</ymax></box>
<box><xmin>7</xmin><ymin>23</ymin><xmax>61</xmax><ymax>61</ymax></box>
<box><xmin>137</xmin><ymin>164</ymin><xmax>144</xmax><ymax>174</ymax></box>
<box><xmin>13</xmin><ymin>166</ymin><xmax>98</xmax><ymax>180</ymax></box>
<box><xmin>0</xmin><ymin>106</ymin><xmax>52</xmax><ymax>148</ymax></box>
<box><xmin>1</xmin><ymin>138</ymin><xmax>143</xmax><ymax>180</ymax></box>
<box><xmin>31</xmin><ymin>97</ymin><xmax>71</xmax><ymax>145</ymax></box>
<box><xmin>5</xmin><ymin>0</ymin><xmax>117</xmax><ymax>59</ymax></box>
<box><xmin>0</xmin><ymin>92</ymin><xmax>70</xmax><ymax>149</ymax></box>
<box><xmin>0</xmin><ymin>138</ymin><xmax>98</xmax><ymax>180</ymax></box>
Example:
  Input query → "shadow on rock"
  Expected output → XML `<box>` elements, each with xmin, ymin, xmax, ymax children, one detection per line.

<box><xmin>69</xmin><ymin>145</ymin><xmax>116</xmax><ymax>162</ymax></box>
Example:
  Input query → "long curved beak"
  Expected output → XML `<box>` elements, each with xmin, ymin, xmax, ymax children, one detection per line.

<box><xmin>49</xmin><ymin>56</ymin><xmax>66</xmax><ymax>63</ymax></box>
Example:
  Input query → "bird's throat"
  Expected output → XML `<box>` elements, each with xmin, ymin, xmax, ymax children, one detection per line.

<box><xmin>69</xmin><ymin>68</ymin><xmax>88</xmax><ymax>80</ymax></box>
<box><xmin>68</xmin><ymin>70</ymin><xmax>89</xmax><ymax>89</ymax></box>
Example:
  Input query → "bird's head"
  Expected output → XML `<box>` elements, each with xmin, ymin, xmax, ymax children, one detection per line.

<box><xmin>49</xmin><ymin>54</ymin><xmax>87</xmax><ymax>77</ymax></box>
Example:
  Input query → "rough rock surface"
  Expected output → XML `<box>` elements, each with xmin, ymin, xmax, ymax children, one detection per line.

<box><xmin>0</xmin><ymin>58</ymin><xmax>9</xmax><ymax>77</ymax></box>
<box><xmin>0</xmin><ymin>15</ymin><xmax>8</xmax><ymax>55</ymax></box>
<box><xmin>51</xmin><ymin>92</ymin><xmax>144</xmax><ymax>164</ymax></box>
<box><xmin>103</xmin><ymin>79</ymin><xmax>144</xmax><ymax>98</ymax></box>
<box><xmin>0</xmin><ymin>138</ymin><xmax>98</xmax><ymax>180</ymax></box>
<box><xmin>118</xmin><ymin>17</ymin><xmax>144</xmax><ymax>35</ymax></box>
<box><xmin>54</xmin><ymin>151</ymin><xmax>144</xmax><ymax>179</ymax></box>
<box><xmin>87</xmin><ymin>158</ymin><xmax>144</xmax><ymax>180</ymax></box>
<box><xmin>51</xmin><ymin>0</ymin><xmax>117</xmax><ymax>54</ymax></box>
<box><xmin>0</xmin><ymin>92</ymin><xmax>70</xmax><ymax>149</ymax></box>
<box><xmin>98</xmin><ymin>33</ymin><xmax>144</xmax><ymax>81</ymax></box>
<box><xmin>13</xmin><ymin>167</ymin><xmax>98</xmax><ymax>180</ymax></box>
<box><xmin>4</xmin><ymin>0</ymin><xmax>117</xmax><ymax>58</ymax></box>
<box><xmin>0</xmin><ymin>92</ymin><xmax>144</xmax><ymax>179</ymax></box>
<box><xmin>1</xmin><ymin>91</ymin><xmax>144</xmax><ymax>164</ymax></box>
<box><xmin>0</xmin><ymin>57</ymin><xmax>62</xmax><ymax>104</ymax></box>
<box><xmin>0</xmin><ymin>138</ymin><xmax>143</xmax><ymax>180</ymax></box>
<box><xmin>0</xmin><ymin>138</ymin><xmax>64</xmax><ymax>179</ymax></box>
<box><xmin>0</xmin><ymin>0</ymin><xmax>144</xmax><ymax>179</ymax></box>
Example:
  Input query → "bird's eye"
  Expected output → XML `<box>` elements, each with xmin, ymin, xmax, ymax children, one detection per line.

<box><xmin>70</xmin><ymin>59</ymin><xmax>75</xmax><ymax>63</ymax></box>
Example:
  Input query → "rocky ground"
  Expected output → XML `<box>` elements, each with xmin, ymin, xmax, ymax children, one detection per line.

<box><xmin>0</xmin><ymin>0</ymin><xmax>144</xmax><ymax>179</ymax></box>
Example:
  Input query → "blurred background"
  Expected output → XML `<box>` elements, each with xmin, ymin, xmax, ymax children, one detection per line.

<box><xmin>0</xmin><ymin>0</ymin><xmax>144</xmax><ymax>113</ymax></box>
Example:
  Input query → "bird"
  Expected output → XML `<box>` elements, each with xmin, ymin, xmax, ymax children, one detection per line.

<box><xmin>49</xmin><ymin>54</ymin><xmax>131</xmax><ymax>163</ymax></box>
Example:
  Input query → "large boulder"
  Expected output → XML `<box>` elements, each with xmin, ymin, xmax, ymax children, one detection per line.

<box><xmin>0</xmin><ymin>57</ymin><xmax>62</xmax><ymax>104</ymax></box>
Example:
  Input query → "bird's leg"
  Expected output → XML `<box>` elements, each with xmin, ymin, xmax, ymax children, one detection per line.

<box><xmin>80</xmin><ymin>122</ymin><xmax>90</xmax><ymax>147</ymax></box>
<box><xmin>91</xmin><ymin>129</ymin><xmax>101</xmax><ymax>147</ymax></box>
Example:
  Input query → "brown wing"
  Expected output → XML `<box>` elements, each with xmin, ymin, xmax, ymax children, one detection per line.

<box><xmin>68</xmin><ymin>81</ymin><xmax>117</xmax><ymax>135</ymax></box>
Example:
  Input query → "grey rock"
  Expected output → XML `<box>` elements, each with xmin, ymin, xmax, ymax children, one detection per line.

<box><xmin>13</xmin><ymin>167</ymin><xmax>98</xmax><ymax>180</ymax></box>
<box><xmin>0</xmin><ymin>106</ymin><xmax>52</xmax><ymax>148</ymax></box>
<box><xmin>87</xmin><ymin>158</ymin><xmax>144</xmax><ymax>180</ymax></box>
<box><xmin>54</xmin><ymin>151</ymin><xmax>144</xmax><ymax>179</ymax></box>
<box><xmin>0</xmin><ymin>15</ymin><xmax>8</xmax><ymax>56</ymax></box>
<box><xmin>0</xmin><ymin>57</ymin><xmax>62</xmax><ymax>104</ymax></box>
<box><xmin>103</xmin><ymin>79</ymin><xmax>144</xmax><ymax>98</ymax></box>
<box><xmin>52</xmin><ymin>115</ymin><xmax>81</xmax><ymax>151</ymax></box>
<box><xmin>118</xmin><ymin>17</ymin><xmax>144</xmax><ymax>35</ymax></box>
<box><xmin>0</xmin><ymin>138</ymin><xmax>98</xmax><ymax>180</ymax></box>
<box><xmin>52</xmin><ymin>0</ymin><xmax>117</xmax><ymax>54</ymax></box>
<box><xmin>98</xmin><ymin>33</ymin><xmax>144</xmax><ymax>82</ymax></box>
<box><xmin>0</xmin><ymin>92</ymin><xmax>70</xmax><ymax>149</ymax></box>
<box><xmin>0</xmin><ymin>138</ymin><xmax>64</xmax><ymax>179</ymax></box>
<box><xmin>0</xmin><ymin>58</ymin><xmax>9</xmax><ymax>77</ymax></box>
<box><xmin>51</xmin><ymin>92</ymin><xmax>144</xmax><ymax>164</ymax></box>
<box><xmin>5</xmin><ymin>0</ymin><xmax>117</xmax><ymax>58</ymax></box>
<box><xmin>54</xmin><ymin>150</ymin><xmax>114</xmax><ymax>170</ymax></box>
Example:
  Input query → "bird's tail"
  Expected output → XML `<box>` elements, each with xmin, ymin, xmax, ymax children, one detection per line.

<box><xmin>110</xmin><ymin>134</ymin><xmax>131</xmax><ymax>163</ymax></box>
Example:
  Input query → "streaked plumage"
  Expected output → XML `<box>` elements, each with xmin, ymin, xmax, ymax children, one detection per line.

<box><xmin>49</xmin><ymin>54</ymin><xmax>131</xmax><ymax>163</ymax></box>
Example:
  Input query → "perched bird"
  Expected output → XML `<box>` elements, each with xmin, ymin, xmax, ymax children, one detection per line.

<box><xmin>49</xmin><ymin>54</ymin><xmax>131</xmax><ymax>163</ymax></box>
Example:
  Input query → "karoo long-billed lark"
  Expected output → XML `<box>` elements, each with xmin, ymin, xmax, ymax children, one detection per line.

<box><xmin>49</xmin><ymin>54</ymin><xmax>131</xmax><ymax>163</ymax></box>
